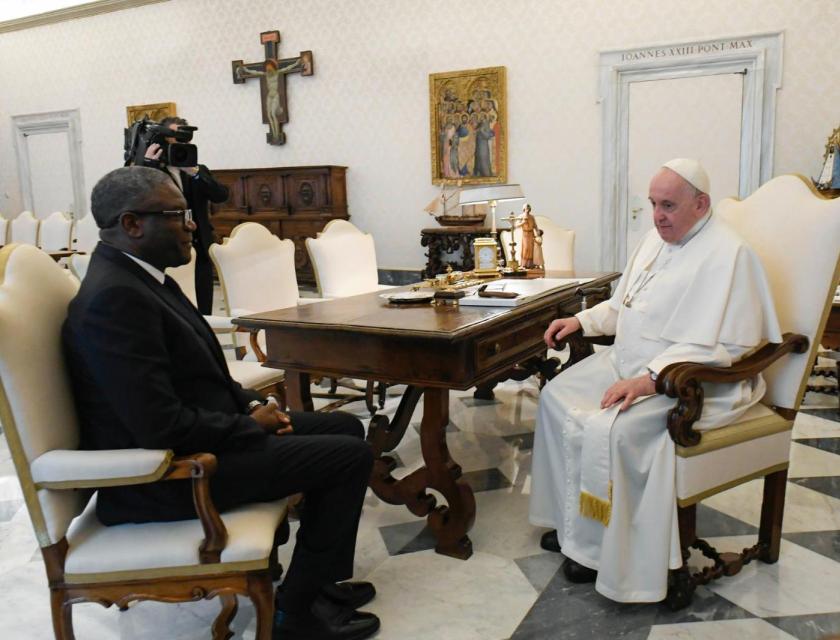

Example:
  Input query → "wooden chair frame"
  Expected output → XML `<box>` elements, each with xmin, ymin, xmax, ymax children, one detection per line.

<box><xmin>43</xmin><ymin>453</ymin><xmax>288</xmax><ymax>640</ymax></box>
<box><xmin>557</xmin><ymin>329</ymin><xmax>809</xmax><ymax>610</ymax></box>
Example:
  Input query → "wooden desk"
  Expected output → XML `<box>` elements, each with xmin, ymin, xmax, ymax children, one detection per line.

<box><xmin>236</xmin><ymin>272</ymin><xmax>619</xmax><ymax>559</ymax></box>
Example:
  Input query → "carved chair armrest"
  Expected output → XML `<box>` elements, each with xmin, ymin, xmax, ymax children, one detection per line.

<box><xmin>31</xmin><ymin>449</ymin><xmax>228</xmax><ymax>564</ymax></box>
<box><xmin>654</xmin><ymin>332</ymin><xmax>809</xmax><ymax>447</ymax></box>
<box><xmin>30</xmin><ymin>448</ymin><xmax>174</xmax><ymax>489</ymax></box>
<box><xmin>161</xmin><ymin>453</ymin><xmax>228</xmax><ymax>564</ymax></box>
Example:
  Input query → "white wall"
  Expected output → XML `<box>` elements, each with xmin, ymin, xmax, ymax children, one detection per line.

<box><xmin>0</xmin><ymin>0</ymin><xmax>837</xmax><ymax>270</ymax></box>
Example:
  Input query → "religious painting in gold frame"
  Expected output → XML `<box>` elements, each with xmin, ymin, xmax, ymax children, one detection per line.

<box><xmin>125</xmin><ymin>102</ymin><xmax>177</xmax><ymax>126</ymax></box>
<box><xmin>429</xmin><ymin>66</ymin><xmax>507</xmax><ymax>186</ymax></box>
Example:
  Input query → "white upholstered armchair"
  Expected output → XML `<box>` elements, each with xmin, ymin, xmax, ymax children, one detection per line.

<box><xmin>0</xmin><ymin>243</ymin><xmax>288</xmax><ymax>639</ymax></box>
<box><xmin>70</xmin><ymin>213</ymin><xmax>99</xmax><ymax>254</ymax></box>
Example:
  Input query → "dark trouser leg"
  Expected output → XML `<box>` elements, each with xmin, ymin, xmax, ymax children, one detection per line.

<box><xmin>210</xmin><ymin>412</ymin><xmax>371</xmax><ymax>613</ymax></box>
<box><xmin>194</xmin><ymin>247</ymin><xmax>214</xmax><ymax>315</ymax></box>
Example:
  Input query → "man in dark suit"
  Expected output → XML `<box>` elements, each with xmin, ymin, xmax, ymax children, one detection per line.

<box><xmin>142</xmin><ymin>116</ymin><xmax>226</xmax><ymax>315</ymax></box>
<box><xmin>62</xmin><ymin>166</ymin><xmax>380</xmax><ymax>640</ymax></box>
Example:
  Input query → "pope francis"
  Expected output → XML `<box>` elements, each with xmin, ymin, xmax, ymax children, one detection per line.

<box><xmin>529</xmin><ymin>159</ymin><xmax>782</xmax><ymax>602</ymax></box>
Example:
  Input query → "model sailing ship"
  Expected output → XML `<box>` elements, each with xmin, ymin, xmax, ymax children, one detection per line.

<box><xmin>424</xmin><ymin>182</ymin><xmax>486</xmax><ymax>226</ymax></box>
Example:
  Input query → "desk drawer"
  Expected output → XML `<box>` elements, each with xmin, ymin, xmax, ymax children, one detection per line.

<box><xmin>475</xmin><ymin>311</ymin><xmax>554</xmax><ymax>370</ymax></box>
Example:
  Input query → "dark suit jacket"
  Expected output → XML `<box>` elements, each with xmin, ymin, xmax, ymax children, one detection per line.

<box><xmin>62</xmin><ymin>243</ymin><xmax>265</xmax><ymax>524</ymax></box>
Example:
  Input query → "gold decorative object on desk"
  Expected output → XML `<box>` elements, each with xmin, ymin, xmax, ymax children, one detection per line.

<box><xmin>473</xmin><ymin>237</ymin><xmax>500</xmax><ymax>276</ymax></box>
<box><xmin>501</xmin><ymin>212</ymin><xmax>528</xmax><ymax>277</ymax></box>
<box><xmin>814</xmin><ymin>125</ymin><xmax>840</xmax><ymax>198</ymax></box>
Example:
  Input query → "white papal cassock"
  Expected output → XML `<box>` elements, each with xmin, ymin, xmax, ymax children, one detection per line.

<box><xmin>529</xmin><ymin>211</ymin><xmax>782</xmax><ymax>602</ymax></box>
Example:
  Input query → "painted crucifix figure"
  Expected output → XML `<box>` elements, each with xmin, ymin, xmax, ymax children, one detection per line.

<box><xmin>231</xmin><ymin>30</ymin><xmax>313</xmax><ymax>145</ymax></box>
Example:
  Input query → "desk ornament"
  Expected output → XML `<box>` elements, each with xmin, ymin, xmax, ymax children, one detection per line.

<box><xmin>500</xmin><ymin>212</ymin><xmax>528</xmax><ymax>277</ymax></box>
<box><xmin>473</xmin><ymin>236</ymin><xmax>500</xmax><ymax>276</ymax></box>
<box><xmin>424</xmin><ymin>182</ymin><xmax>486</xmax><ymax>226</ymax></box>
<box><xmin>380</xmin><ymin>291</ymin><xmax>435</xmax><ymax>305</ymax></box>
<box><xmin>814</xmin><ymin>125</ymin><xmax>840</xmax><ymax>198</ymax></box>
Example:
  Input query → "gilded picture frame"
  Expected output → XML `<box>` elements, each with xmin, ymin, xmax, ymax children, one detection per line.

<box><xmin>126</xmin><ymin>102</ymin><xmax>177</xmax><ymax>126</ymax></box>
<box><xmin>429</xmin><ymin>66</ymin><xmax>507</xmax><ymax>185</ymax></box>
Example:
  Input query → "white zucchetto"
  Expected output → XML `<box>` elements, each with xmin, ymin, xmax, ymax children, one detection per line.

<box><xmin>662</xmin><ymin>158</ymin><xmax>710</xmax><ymax>195</ymax></box>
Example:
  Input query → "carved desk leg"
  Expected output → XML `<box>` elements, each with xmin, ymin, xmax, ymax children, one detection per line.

<box><xmin>284</xmin><ymin>369</ymin><xmax>314</xmax><ymax>412</ymax></box>
<box><xmin>424</xmin><ymin>388</ymin><xmax>475</xmax><ymax>559</ymax></box>
<box><xmin>367</xmin><ymin>386</ymin><xmax>475</xmax><ymax>559</ymax></box>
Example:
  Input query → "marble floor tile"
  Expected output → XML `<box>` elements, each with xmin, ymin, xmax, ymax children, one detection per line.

<box><xmin>706</xmin><ymin>536</ymin><xmax>840</xmax><ymax>617</ymax></box>
<box><xmin>794</xmin><ymin>436</ymin><xmax>840</xmax><ymax>454</ymax></box>
<box><xmin>781</xmin><ymin>530</ymin><xmax>840</xmax><ymax>563</ymax></box>
<box><xmin>515</xmin><ymin>551</ymin><xmax>564</xmax><ymax>592</ymax></box>
<box><xmin>363</xmin><ymin>550</ymin><xmax>537</xmax><ymax>640</ymax></box>
<box><xmin>791</xmin><ymin>476</ymin><xmax>840</xmax><ymax>500</ymax></box>
<box><xmin>695</xmin><ymin>503</ymin><xmax>758</xmax><ymax>538</ymax></box>
<box><xmin>511</xmin><ymin>574</ymin><xmax>753</xmax><ymax>640</ymax></box>
<box><xmin>701</xmin><ymin>479</ymin><xmax>840</xmax><ymax>533</ymax></box>
<box><xmin>793</xmin><ymin>411</ymin><xmax>840</xmax><ymax>438</ymax></box>
<box><xmin>765</xmin><ymin>611</ymin><xmax>840</xmax><ymax>640</ymax></box>
<box><xmin>646</xmin><ymin>618</ymin><xmax>797</xmax><ymax>639</ymax></box>
<box><xmin>502</xmin><ymin>431</ymin><xmax>535</xmax><ymax>451</ymax></box>
<box><xmin>787</xmin><ymin>441</ymin><xmax>840</xmax><ymax>478</ymax></box>
<box><xmin>469</xmin><ymin>487</ymin><xmax>545</xmax><ymax>561</ymax></box>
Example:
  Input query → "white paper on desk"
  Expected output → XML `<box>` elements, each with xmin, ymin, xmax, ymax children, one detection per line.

<box><xmin>459</xmin><ymin>277</ymin><xmax>594</xmax><ymax>307</ymax></box>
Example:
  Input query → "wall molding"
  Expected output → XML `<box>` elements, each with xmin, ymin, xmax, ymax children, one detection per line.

<box><xmin>598</xmin><ymin>31</ymin><xmax>784</xmax><ymax>270</ymax></box>
<box><xmin>12</xmin><ymin>109</ymin><xmax>86</xmax><ymax>218</ymax></box>
<box><xmin>0</xmin><ymin>0</ymin><xmax>167</xmax><ymax>34</ymax></box>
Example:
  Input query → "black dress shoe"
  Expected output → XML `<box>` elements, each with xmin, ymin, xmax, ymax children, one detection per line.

<box><xmin>274</xmin><ymin>596</ymin><xmax>380</xmax><ymax>640</ymax></box>
<box><xmin>540</xmin><ymin>530</ymin><xmax>562</xmax><ymax>553</ymax></box>
<box><xmin>562</xmin><ymin>558</ymin><xmax>597</xmax><ymax>583</ymax></box>
<box><xmin>321</xmin><ymin>581</ymin><xmax>377</xmax><ymax>609</ymax></box>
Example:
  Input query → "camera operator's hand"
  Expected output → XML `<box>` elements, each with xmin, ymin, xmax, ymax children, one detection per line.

<box><xmin>181</xmin><ymin>166</ymin><xmax>199</xmax><ymax>177</ymax></box>
<box><xmin>250</xmin><ymin>403</ymin><xmax>294</xmax><ymax>437</ymax></box>
<box><xmin>144</xmin><ymin>143</ymin><xmax>163</xmax><ymax>162</ymax></box>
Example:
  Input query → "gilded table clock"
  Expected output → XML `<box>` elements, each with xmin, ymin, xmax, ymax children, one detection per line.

<box><xmin>473</xmin><ymin>237</ymin><xmax>499</xmax><ymax>276</ymax></box>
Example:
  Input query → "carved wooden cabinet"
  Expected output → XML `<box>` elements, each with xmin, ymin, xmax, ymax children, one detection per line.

<box><xmin>209</xmin><ymin>165</ymin><xmax>348</xmax><ymax>285</ymax></box>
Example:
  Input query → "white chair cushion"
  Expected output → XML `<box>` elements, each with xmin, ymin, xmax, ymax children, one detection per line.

<box><xmin>227</xmin><ymin>360</ymin><xmax>284</xmax><ymax>390</ymax></box>
<box><xmin>64</xmin><ymin>495</ymin><xmax>288</xmax><ymax>582</ymax></box>
<box><xmin>675</xmin><ymin>403</ymin><xmax>793</xmax><ymax>505</ymax></box>
<box><xmin>30</xmin><ymin>449</ymin><xmax>172</xmax><ymax>488</ymax></box>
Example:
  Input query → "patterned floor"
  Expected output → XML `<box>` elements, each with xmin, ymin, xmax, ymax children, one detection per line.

<box><xmin>0</xmin><ymin>368</ymin><xmax>838</xmax><ymax>638</ymax></box>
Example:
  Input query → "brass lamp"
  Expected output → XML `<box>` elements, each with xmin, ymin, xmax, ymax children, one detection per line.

<box><xmin>458</xmin><ymin>184</ymin><xmax>525</xmax><ymax>269</ymax></box>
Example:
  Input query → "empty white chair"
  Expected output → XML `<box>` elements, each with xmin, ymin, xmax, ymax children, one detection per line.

<box><xmin>210</xmin><ymin>222</ymin><xmax>323</xmax><ymax>363</ymax></box>
<box><xmin>500</xmin><ymin>215</ymin><xmax>575</xmax><ymax>271</ymax></box>
<box><xmin>306</xmin><ymin>220</ymin><xmax>394</xmax><ymax>297</ymax></box>
<box><xmin>71</xmin><ymin>213</ymin><xmax>100</xmax><ymax>253</ymax></box>
<box><xmin>39</xmin><ymin>211</ymin><xmax>74</xmax><ymax>253</ymax></box>
<box><xmin>10</xmin><ymin>210</ymin><xmax>40</xmax><ymax>246</ymax></box>
<box><xmin>167</xmin><ymin>245</ymin><xmax>286</xmax><ymax>396</ymax></box>
<box><xmin>211</xmin><ymin>222</ymin><xmax>306</xmax><ymax>316</ymax></box>
<box><xmin>0</xmin><ymin>215</ymin><xmax>8</xmax><ymax>245</ymax></box>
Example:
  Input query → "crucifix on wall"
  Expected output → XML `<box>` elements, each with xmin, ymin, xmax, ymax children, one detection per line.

<box><xmin>231</xmin><ymin>30</ymin><xmax>314</xmax><ymax>145</ymax></box>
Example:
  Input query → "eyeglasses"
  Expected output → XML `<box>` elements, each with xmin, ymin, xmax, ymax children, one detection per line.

<box><xmin>103</xmin><ymin>209</ymin><xmax>194</xmax><ymax>229</ymax></box>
